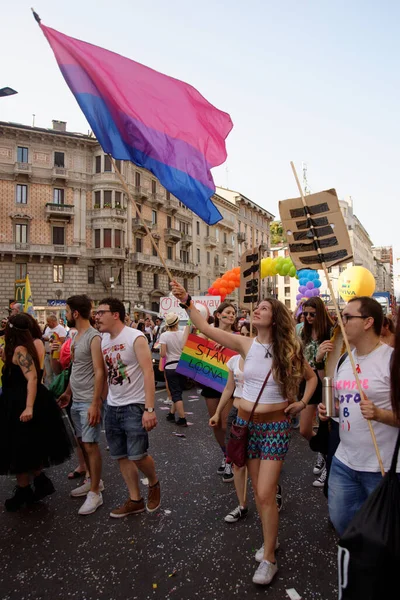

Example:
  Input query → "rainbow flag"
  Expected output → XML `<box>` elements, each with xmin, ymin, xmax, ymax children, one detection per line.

<box><xmin>176</xmin><ymin>333</ymin><xmax>238</xmax><ymax>393</ymax></box>
<box><xmin>38</xmin><ymin>20</ymin><xmax>233</xmax><ymax>225</ymax></box>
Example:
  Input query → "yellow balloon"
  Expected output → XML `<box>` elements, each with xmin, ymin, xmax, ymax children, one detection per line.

<box><xmin>338</xmin><ymin>266</ymin><xmax>376</xmax><ymax>302</ymax></box>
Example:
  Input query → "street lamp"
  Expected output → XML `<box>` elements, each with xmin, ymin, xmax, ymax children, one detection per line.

<box><xmin>0</xmin><ymin>87</ymin><xmax>18</xmax><ymax>97</ymax></box>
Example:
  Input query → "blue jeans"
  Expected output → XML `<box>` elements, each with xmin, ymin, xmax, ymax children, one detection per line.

<box><xmin>105</xmin><ymin>403</ymin><xmax>148</xmax><ymax>461</ymax></box>
<box><xmin>71</xmin><ymin>401</ymin><xmax>102</xmax><ymax>443</ymax></box>
<box><xmin>328</xmin><ymin>456</ymin><xmax>384</xmax><ymax>536</ymax></box>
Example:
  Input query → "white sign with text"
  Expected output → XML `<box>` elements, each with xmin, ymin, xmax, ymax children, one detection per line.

<box><xmin>159</xmin><ymin>295</ymin><xmax>221</xmax><ymax>319</ymax></box>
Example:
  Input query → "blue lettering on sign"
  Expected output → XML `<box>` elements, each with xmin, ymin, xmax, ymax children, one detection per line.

<box><xmin>343</xmin><ymin>407</ymin><xmax>350</xmax><ymax>418</ymax></box>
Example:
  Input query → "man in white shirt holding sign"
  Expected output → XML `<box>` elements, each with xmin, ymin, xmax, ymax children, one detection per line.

<box><xmin>96</xmin><ymin>297</ymin><xmax>160</xmax><ymax>518</ymax></box>
<box><xmin>319</xmin><ymin>296</ymin><xmax>400</xmax><ymax>535</ymax></box>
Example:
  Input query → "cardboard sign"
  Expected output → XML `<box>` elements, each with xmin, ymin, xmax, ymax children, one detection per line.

<box><xmin>239</xmin><ymin>249</ymin><xmax>260</xmax><ymax>308</ymax></box>
<box><xmin>159</xmin><ymin>295</ymin><xmax>221</xmax><ymax>320</ymax></box>
<box><xmin>279</xmin><ymin>189</ymin><xmax>353</xmax><ymax>270</ymax></box>
<box><xmin>176</xmin><ymin>333</ymin><xmax>237</xmax><ymax>393</ymax></box>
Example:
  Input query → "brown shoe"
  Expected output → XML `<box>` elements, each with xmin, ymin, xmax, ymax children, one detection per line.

<box><xmin>109</xmin><ymin>498</ymin><xmax>145</xmax><ymax>518</ymax></box>
<box><xmin>147</xmin><ymin>481</ymin><xmax>161</xmax><ymax>512</ymax></box>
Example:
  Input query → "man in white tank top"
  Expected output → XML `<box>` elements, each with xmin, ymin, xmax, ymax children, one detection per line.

<box><xmin>96</xmin><ymin>297</ymin><xmax>160</xmax><ymax>518</ymax></box>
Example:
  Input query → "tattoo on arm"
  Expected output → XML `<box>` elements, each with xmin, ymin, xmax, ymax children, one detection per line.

<box><xmin>17</xmin><ymin>351</ymin><xmax>34</xmax><ymax>374</ymax></box>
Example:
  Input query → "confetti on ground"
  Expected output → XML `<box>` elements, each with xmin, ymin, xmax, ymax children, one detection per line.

<box><xmin>188</xmin><ymin>399</ymin><xmax>199</xmax><ymax>403</ymax></box>
<box><xmin>185</xmin><ymin>412</ymin><xmax>193</xmax><ymax>415</ymax></box>
<box><xmin>286</xmin><ymin>588</ymin><xmax>302</xmax><ymax>600</ymax></box>
<box><xmin>168</xmin><ymin>587</ymin><xmax>177</xmax><ymax>595</ymax></box>
<box><xmin>159</xmin><ymin>407</ymin><xmax>170</xmax><ymax>411</ymax></box>
<box><xmin>172</xmin><ymin>433</ymin><xmax>186</xmax><ymax>438</ymax></box>
<box><xmin>152</xmin><ymin>583</ymin><xmax>157</xmax><ymax>590</ymax></box>
<box><xmin>164</xmin><ymin>510</ymin><xmax>172</xmax><ymax>515</ymax></box>
<box><xmin>141</xmin><ymin>478</ymin><xmax>149</xmax><ymax>485</ymax></box>
<box><xmin>188</xmin><ymin>395</ymin><xmax>199</xmax><ymax>398</ymax></box>
<box><xmin>168</xmin><ymin>568</ymin><xmax>177</xmax><ymax>577</ymax></box>
<box><xmin>186</xmin><ymin>422</ymin><xmax>194</xmax><ymax>426</ymax></box>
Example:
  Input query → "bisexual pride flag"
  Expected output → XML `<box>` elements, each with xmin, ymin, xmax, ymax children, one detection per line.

<box><xmin>39</xmin><ymin>22</ymin><xmax>233</xmax><ymax>225</ymax></box>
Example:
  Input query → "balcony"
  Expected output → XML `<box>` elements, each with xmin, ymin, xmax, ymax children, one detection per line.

<box><xmin>130</xmin><ymin>252</ymin><xmax>162</xmax><ymax>268</ymax></box>
<box><xmin>219</xmin><ymin>217</ymin><xmax>235</xmax><ymax>231</ymax></box>
<box><xmin>204</xmin><ymin>235</ymin><xmax>217</xmax><ymax>248</ymax></box>
<box><xmin>164</xmin><ymin>228</ymin><xmax>182</xmax><ymax>243</ymax></box>
<box><xmin>164</xmin><ymin>196</ymin><xmax>179</xmax><ymax>214</ymax></box>
<box><xmin>92</xmin><ymin>248</ymin><xmax>125</xmax><ymax>259</ymax></box>
<box><xmin>45</xmin><ymin>203</ymin><xmax>75</xmax><ymax>221</ymax></box>
<box><xmin>147</xmin><ymin>192</ymin><xmax>164</xmax><ymax>208</ymax></box>
<box><xmin>52</xmin><ymin>166</ymin><xmax>68</xmax><ymax>181</ymax></box>
<box><xmin>222</xmin><ymin>242</ymin><xmax>234</xmax><ymax>254</ymax></box>
<box><xmin>129</xmin><ymin>253</ymin><xmax>197</xmax><ymax>274</ymax></box>
<box><xmin>180</xmin><ymin>233</ymin><xmax>193</xmax><ymax>247</ymax></box>
<box><xmin>90</xmin><ymin>207</ymin><xmax>127</xmax><ymax>221</ymax></box>
<box><xmin>166</xmin><ymin>258</ymin><xmax>197</xmax><ymax>274</ymax></box>
<box><xmin>14</xmin><ymin>162</ymin><xmax>32</xmax><ymax>178</ymax></box>
<box><xmin>0</xmin><ymin>243</ymin><xmax>81</xmax><ymax>257</ymax></box>
<box><xmin>214</xmin><ymin>264</ymin><xmax>223</xmax><ymax>276</ymax></box>
<box><xmin>132</xmin><ymin>217</ymin><xmax>153</xmax><ymax>235</ymax></box>
<box><xmin>132</xmin><ymin>186</ymin><xmax>149</xmax><ymax>200</ymax></box>
<box><xmin>237</xmin><ymin>232</ymin><xmax>246</xmax><ymax>243</ymax></box>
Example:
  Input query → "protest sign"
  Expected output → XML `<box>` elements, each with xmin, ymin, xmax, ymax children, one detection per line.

<box><xmin>239</xmin><ymin>249</ymin><xmax>260</xmax><ymax>309</ymax></box>
<box><xmin>176</xmin><ymin>333</ymin><xmax>237</xmax><ymax>393</ymax></box>
<box><xmin>159</xmin><ymin>296</ymin><xmax>221</xmax><ymax>320</ymax></box>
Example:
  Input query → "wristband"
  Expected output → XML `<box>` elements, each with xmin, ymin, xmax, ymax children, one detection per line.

<box><xmin>315</xmin><ymin>361</ymin><xmax>325</xmax><ymax>370</ymax></box>
<box><xmin>300</xmin><ymin>400</ymin><xmax>307</xmax><ymax>409</ymax></box>
<box><xmin>179</xmin><ymin>294</ymin><xmax>192</xmax><ymax>309</ymax></box>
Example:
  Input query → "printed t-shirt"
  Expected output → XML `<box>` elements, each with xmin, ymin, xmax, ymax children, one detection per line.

<box><xmin>334</xmin><ymin>343</ymin><xmax>399</xmax><ymax>472</ymax></box>
<box><xmin>102</xmin><ymin>326</ymin><xmax>146</xmax><ymax>407</ymax></box>
<box><xmin>158</xmin><ymin>330</ymin><xmax>185</xmax><ymax>369</ymax></box>
<box><xmin>44</xmin><ymin>324</ymin><xmax>67</xmax><ymax>352</ymax></box>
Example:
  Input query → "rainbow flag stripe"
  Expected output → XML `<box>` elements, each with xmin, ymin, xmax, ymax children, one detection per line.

<box><xmin>176</xmin><ymin>334</ymin><xmax>238</xmax><ymax>393</ymax></box>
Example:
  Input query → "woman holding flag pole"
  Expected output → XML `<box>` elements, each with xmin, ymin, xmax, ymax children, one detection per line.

<box><xmin>171</xmin><ymin>280</ymin><xmax>317</xmax><ymax>586</ymax></box>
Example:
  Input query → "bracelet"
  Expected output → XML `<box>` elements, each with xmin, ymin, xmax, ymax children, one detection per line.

<box><xmin>315</xmin><ymin>361</ymin><xmax>325</xmax><ymax>370</ymax></box>
<box><xmin>300</xmin><ymin>400</ymin><xmax>307</xmax><ymax>409</ymax></box>
<box><xmin>179</xmin><ymin>294</ymin><xmax>192</xmax><ymax>309</ymax></box>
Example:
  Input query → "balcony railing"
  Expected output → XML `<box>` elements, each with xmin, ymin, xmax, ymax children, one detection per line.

<box><xmin>133</xmin><ymin>186</ymin><xmax>149</xmax><ymax>200</ymax></box>
<box><xmin>52</xmin><ymin>166</ymin><xmax>68</xmax><ymax>179</ymax></box>
<box><xmin>14</xmin><ymin>162</ymin><xmax>32</xmax><ymax>175</ymax></box>
<box><xmin>204</xmin><ymin>235</ymin><xmax>217</xmax><ymax>247</ymax></box>
<box><xmin>93</xmin><ymin>247</ymin><xmax>124</xmax><ymax>258</ymax></box>
<box><xmin>180</xmin><ymin>233</ymin><xmax>193</xmax><ymax>246</ymax></box>
<box><xmin>45</xmin><ymin>203</ymin><xmax>75</xmax><ymax>220</ymax></box>
<box><xmin>219</xmin><ymin>217</ymin><xmax>235</xmax><ymax>231</ymax></box>
<box><xmin>90</xmin><ymin>207</ymin><xmax>127</xmax><ymax>220</ymax></box>
<box><xmin>164</xmin><ymin>228</ymin><xmax>182</xmax><ymax>243</ymax></box>
<box><xmin>164</xmin><ymin>197</ymin><xmax>179</xmax><ymax>214</ymax></box>
<box><xmin>147</xmin><ymin>192</ymin><xmax>164</xmax><ymax>207</ymax></box>
<box><xmin>222</xmin><ymin>242</ymin><xmax>234</xmax><ymax>254</ymax></box>
<box><xmin>237</xmin><ymin>232</ymin><xmax>246</xmax><ymax>243</ymax></box>
<box><xmin>0</xmin><ymin>243</ymin><xmax>81</xmax><ymax>256</ymax></box>
<box><xmin>132</xmin><ymin>217</ymin><xmax>153</xmax><ymax>234</ymax></box>
<box><xmin>129</xmin><ymin>252</ymin><xmax>197</xmax><ymax>273</ymax></box>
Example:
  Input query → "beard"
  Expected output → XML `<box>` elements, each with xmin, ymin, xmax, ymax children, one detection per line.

<box><xmin>67</xmin><ymin>317</ymin><xmax>76</xmax><ymax>328</ymax></box>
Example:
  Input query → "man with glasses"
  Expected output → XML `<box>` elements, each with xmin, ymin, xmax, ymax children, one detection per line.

<box><xmin>96</xmin><ymin>298</ymin><xmax>160</xmax><ymax>518</ymax></box>
<box><xmin>319</xmin><ymin>296</ymin><xmax>400</xmax><ymax>535</ymax></box>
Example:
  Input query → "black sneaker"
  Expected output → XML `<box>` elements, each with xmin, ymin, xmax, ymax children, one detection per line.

<box><xmin>217</xmin><ymin>456</ymin><xmax>226</xmax><ymax>475</ymax></box>
<box><xmin>224</xmin><ymin>505</ymin><xmax>248</xmax><ymax>523</ymax></box>
<box><xmin>223</xmin><ymin>462</ymin><xmax>234</xmax><ymax>482</ymax></box>
<box><xmin>313</xmin><ymin>453</ymin><xmax>325</xmax><ymax>475</ymax></box>
<box><xmin>176</xmin><ymin>417</ymin><xmax>187</xmax><ymax>427</ymax></box>
<box><xmin>33</xmin><ymin>472</ymin><xmax>55</xmax><ymax>501</ymax></box>
<box><xmin>5</xmin><ymin>485</ymin><xmax>36</xmax><ymax>512</ymax></box>
<box><xmin>276</xmin><ymin>484</ymin><xmax>283</xmax><ymax>512</ymax></box>
<box><xmin>166</xmin><ymin>412</ymin><xmax>175</xmax><ymax>422</ymax></box>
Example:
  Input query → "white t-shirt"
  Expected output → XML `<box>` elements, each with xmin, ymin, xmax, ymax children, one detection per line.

<box><xmin>145</xmin><ymin>326</ymin><xmax>153</xmax><ymax>342</ymax></box>
<box><xmin>44</xmin><ymin>324</ymin><xmax>67</xmax><ymax>352</ymax></box>
<box><xmin>159</xmin><ymin>330</ymin><xmax>185</xmax><ymax>369</ymax></box>
<box><xmin>101</xmin><ymin>326</ymin><xmax>146</xmax><ymax>406</ymax></box>
<box><xmin>227</xmin><ymin>354</ymin><xmax>244</xmax><ymax>398</ymax></box>
<box><xmin>334</xmin><ymin>343</ymin><xmax>399</xmax><ymax>473</ymax></box>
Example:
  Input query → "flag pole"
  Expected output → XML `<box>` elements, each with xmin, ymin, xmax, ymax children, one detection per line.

<box><xmin>290</xmin><ymin>161</ymin><xmax>384</xmax><ymax>475</ymax></box>
<box><xmin>110</xmin><ymin>156</ymin><xmax>174</xmax><ymax>282</ymax></box>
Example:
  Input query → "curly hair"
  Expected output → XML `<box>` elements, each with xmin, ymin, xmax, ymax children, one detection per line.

<box><xmin>301</xmin><ymin>297</ymin><xmax>334</xmax><ymax>345</ymax></box>
<box><xmin>266</xmin><ymin>298</ymin><xmax>305</xmax><ymax>402</ymax></box>
<box><xmin>4</xmin><ymin>314</ymin><xmax>41</xmax><ymax>377</ymax></box>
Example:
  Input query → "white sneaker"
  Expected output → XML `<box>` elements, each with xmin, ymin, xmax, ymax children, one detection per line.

<box><xmin>313</xmin><ymin>453</ymin><xmax>325</xmax><ymax>475</ymax></box>
<box><xmin>313</xmin><ymin>466</ymin><xmax>327</xmax><ymax>487</ymax></box>
<box><xmin>255</xmin><ymin>539</ymin><xmax>280</xmax><ymax>562</ymax></box>
<box><xmin>78</xmin><ymin>491</ymin><xmax>103</xmax><ymax>515</ymax></box>
<box><xmin>71</xmin><ymin>478</ymin><xmax>105</xmax><ymax>497</ymax></box>
<box><xmin>252</xmin><ymin>560</ymin><xmax>278</xmax><ymax>585</ymax></box>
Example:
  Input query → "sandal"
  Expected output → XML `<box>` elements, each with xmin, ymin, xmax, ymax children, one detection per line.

<box><xmin>68</xmin><ymin>469</ymin><xmax>86</xmax><ymax>480</ymax></box>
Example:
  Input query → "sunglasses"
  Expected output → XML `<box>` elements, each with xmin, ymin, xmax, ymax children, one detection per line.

<box><xmin>303</xmin><ymin>311</ymin><xmax>316</xmax><ymax>317</ymax></box>
<box><xmin>341</xmin><ymin>314</ymin><xmax>369</xmax><ymax>324</ymax></box>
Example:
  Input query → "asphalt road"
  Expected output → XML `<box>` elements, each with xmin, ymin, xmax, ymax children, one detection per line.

<box><xmin>0</xmin><ymin>387</ymin><xmax>338</xmax><ymax>600</ymax></box>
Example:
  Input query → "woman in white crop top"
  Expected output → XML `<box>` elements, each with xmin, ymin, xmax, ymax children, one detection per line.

<box><xmin>171</xmin><ymin>281</ymin><xmax>317</xmax><ymax>587</ymax></box>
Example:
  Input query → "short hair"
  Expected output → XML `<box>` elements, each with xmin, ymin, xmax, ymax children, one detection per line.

<box><xmin>47</xmin><ymin>313</ymin><xmax>58</xmax><ymax>323</ymax></box>
<box><xmin>67</xmin><ymin>294</ymin><xmax>93</xmax><ymax>320</ymax></box>
<box><xmin>99</xmin><ymin>297</ymin><xmax>125</xmax><ymax>323</ymax></box>
<box><xmin>348</xmin><ymin>296</ymin><xmax>383</xmax><ymax>336</ymax></box>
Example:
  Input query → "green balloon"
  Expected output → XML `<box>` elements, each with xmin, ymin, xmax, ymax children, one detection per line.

<box><xmin>289</xmin><ymin>266</ymin><xmax>296</xmax><ymax>277</ymax></box>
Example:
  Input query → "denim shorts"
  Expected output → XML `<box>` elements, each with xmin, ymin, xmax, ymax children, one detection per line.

<box><xmin>70</xmin><ymin>401</ymin><xmax>102</xmax><ymax>444</ymax></box>
<box><xmin>105</xmin><ymin>403</ymin><xmax>149</xmax><ymax>461</ymax></box>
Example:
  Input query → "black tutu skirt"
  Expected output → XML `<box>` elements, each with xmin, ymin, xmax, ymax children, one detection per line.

<box><xmin>0</xmin><ymin>365</ymin><xmax>73</xmax><ymax>475</ymax></box>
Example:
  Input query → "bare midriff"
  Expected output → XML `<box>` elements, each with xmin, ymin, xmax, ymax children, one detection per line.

<box><xmin>240</xmin><ymin>398</ymin><xmax>288</xmax><ymax>414</ymax></box>
<box><xmin>233</xmin><ymin>397</ymin><xmax>241</xmax><ymax>409</ymax></box>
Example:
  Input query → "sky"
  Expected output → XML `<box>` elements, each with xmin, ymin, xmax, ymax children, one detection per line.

<box><xmin>2</xmin><ymin>1</ymin><xmax>399</xmax><ymax>291</ymax></box>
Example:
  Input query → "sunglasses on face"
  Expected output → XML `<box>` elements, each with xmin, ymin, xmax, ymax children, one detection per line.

<box><xmin>303</xmin><ymin>311</ymin><xmax>316</xmax><ymax>317</ymax></box>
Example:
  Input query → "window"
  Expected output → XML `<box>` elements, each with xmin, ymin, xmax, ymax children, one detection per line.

<box><xmin>284</xmin><ymin>286</ymin><xmax>291</xmax><ymax>296</ymax></box>
<box><xmin>53</xmin><ymin>264</ymin><xmax>64</xmax><ymax>283</ymax></box>
<box><xmin>104</xmin><ymin>229</ymin><xmax>112</xmax><ymax>248</ymax></box>
<box><xmin>115</xmin><ymin>229</ymin><xmax>121</xmax><ymax>248</ymax></box>
<box><xmin>103</xmin><ymin>190</ymin><xmax>112</xmax><ymax>207</ymax></box>
<box><xmin>114</xmin><ymin>159</ymin><xmax>121</xmax><ymax>172</ymax></box>
<box><xmin>167</xmin><ymin>246</ymin><xmax>173</xmax><ymax>260</ymax></box>
<box><xmin>53</xmin><ymin>188</ymin><xmax>64</xmax><ymax>204</ymax></box>
<box><xmin>151</xmin><ymin>180</ymin><xmax>157</xmax><ymax>194</ymax></box>
<box><xmin>215</xmin><ymin>255</ymin><xmax>219</xmax><ymax>265</ymax></box>
<box><xmin>137</xmin><ymin>271</ymin><xmax>143</xmax><ymax>287</ymax></box>
<box><xmin>197</xmin><ymin>248</ymin><xmax>200</xmax><ymax>263</ymax></box>
<box><xmin>17</xmin><ymin>147</ymin><xmax>28</xmax><ymax>163</ymax></box>
<box><xmin>152</xmin><ymin>240</ymin><xmax>158</xmax><ymax>257</ymax></box>
<box><xmin>95</xmin><ymin>229</ymin><xmax>101</xmax><ymax>248</ymax></box>
<box><xmin>183</xmin><ymin>278</ymin><xmax>188</xmax><ymax>290</ymax></box>
<box><xmin>196</xmin><ymin>221</ymin><xmax>200</xmax><ymax>235</ymax></box>
<box><xmin>166</xmin><ymin>191</ymin><xmax>170</xmax><ymax>201</ymax></box>
<box><xmin>284</xmin><ymin>276</ymin><xmax>290</xmax><ymax>284</ymax></box>
<box><xmin>153</xmin><ymin>273</ymin><xmax>159</xmax><ymax>289</ymax></box>
<box><xmin>15</xmin><ymin>263</ymin><xmax>27</xmax><ymax>280</ymax></box>
<box><xmin>179</xmin><ymin>221</ymin><xmax>189</xmax><ymax>234</ymax></box>
<box><xmin>88</xmin><ymin>266</ymin><xmax>95</xmax><ymax>284</ymax></box>
<box><xmin>215</xmin><ymin>228</ymin><xmax>219</xmax><ymax>241</ymax></box>
<box><xmin>94</xmin><ymin>191</ymin><xmax>101</xmax><ymax>207</ymax></box>
<box><xmin>152</xmin><ymin>210</ymin><xmax>157</xmax><ymax>225</ymax></box>
<box><xmin>285</xmin><ymin>299</ymin><xmax>291</xmax><ymax>308</ymax></box>
<box><xmin>328</xmin><ymin>267</ymin><xmax>332</xmax><ymax>273</ymax></box>
<box><xmin>135</xmin><ymin>237</ymin><xmax>142</xmax><ymax>252</ymax></box>
<box><xmin>15</xmin><ymin>223</ymin><xmax>28</xmax><ymax>244</ymax></box>
<box><xmin>16</xmin><ymin>184</ymin><xmax>27</xmax><ymax>204</ymax></box>
<box><xmin>206</xmin><ymin>225</ymin><xmax>210</xmax><ymax>236</ymax></box>
<box><xmin>223</xmin><ymin>232</ymin><xmax>227</xmax><ymax>244</ymax></box>
<box><xmin>135</xmin><ymin>172</ymin><xmax>141</xmax><ymax>187</ymax></box>
<box><xmin>115</xmin><ymin>192</ymin><xmax>122</xmax><ymax>208</ymax></box>
<box><xmin>52</xmin><ymin>226</ymin><xmax>65</xmax><ymax>245</ymax></box>
<box><xmin>104</xmin><ymin>155</ymin><xmax>112</xmax><ymax>172</ymax></box>
<box><xmin>95</xmin><ymin>156</ymin><xmax>102</xmax><ymax>173</ymax></box>
<box><xmin>181</xmin><ymin>250</ymin><xmax>189</xmax><ymax>264</ymax></box>
<box><xmin>117</xmin><ymin>269</ymin><xmax>122</xmax><ymax>285</ymax></box>
<box><xmin>54</xmin><ymin>152</ymin><xmax>65</xmax><ymax>167</ymax></box>
<box><xmin>207</xmin><ymin>251</ymin><xmax>210</xmax><ymax>265</ymax></box>
<box><xmin>197</xmin><ymin>276</ymin><xmax>201</xmax><ymax>290</ymax></box>
<box><xmin>167</xmin><ymin>216</ymin><xmax>172</xmax><ymax>228</ymax></box>
<box><xmin>136</xmin><ymin>203</ymin><xmax>142</xmax><ymax>214</ymax></box>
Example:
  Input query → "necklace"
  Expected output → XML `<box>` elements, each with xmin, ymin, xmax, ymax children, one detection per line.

<box><xmin>256</xmin><ymin>337</ymin><xmax>273</xmax><ymax>358</ymax></box>
<box><xmin>354</xmin><ymin>341</ymin><xmax>382</xmax><ymax>374</ymax></box>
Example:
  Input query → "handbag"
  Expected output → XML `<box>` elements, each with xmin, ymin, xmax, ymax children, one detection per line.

<box><xmin>226</xmin><ymin>370</ymin><xmax>272</xmax><ymax>468</ymax></box>
<box><xmin>49</xmin><ymin>366</ymin><xmax>71</xmax><ymax>398</ymax></box>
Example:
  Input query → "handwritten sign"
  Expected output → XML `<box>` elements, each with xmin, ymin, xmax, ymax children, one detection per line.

<box><xmin>239</xmin><ymin>249</ymin><xmax>260</xmax><ymax>308</ymax></box>
<box><xmin>279</xmin><ymin>189</ymin><xmax>353</xmax><ymax>270</ymax></box>
<box><xmin>176</xmin><ymin>333</ymin><xmax>237</xmax><ymax>393</ymax></box>
<box><xmin>159</xmin><ymin>295</ymin><xmax>221</xmax><ymax>320</ymax></box>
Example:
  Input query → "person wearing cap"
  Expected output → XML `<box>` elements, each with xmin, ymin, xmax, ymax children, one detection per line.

<box><xmin>159</xmin><ymin>313</ymin><xmax>190</xmax><ymax>426</ymax></box>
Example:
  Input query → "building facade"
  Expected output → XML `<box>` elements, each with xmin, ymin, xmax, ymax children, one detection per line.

<box><xmin>372</xmin><ymin>246</ymin><xmax>394</xmax><ymax>296</ymax></box>
<box><xmin>0</xmin><ymin>120</ymin><xmax>198</xmax><ymax>321</ymax></box>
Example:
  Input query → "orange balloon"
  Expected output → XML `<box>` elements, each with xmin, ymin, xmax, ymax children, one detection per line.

<box><xmin>219</xmin><ymin>286</ymin><xmax>227</xmax><ymax>296</ymax></box>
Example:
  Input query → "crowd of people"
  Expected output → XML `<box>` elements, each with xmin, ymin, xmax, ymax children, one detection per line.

<box><xmin>0</xmin><ymin>287</ymin><xmax>399</xmax><ymax>590</ymax></box>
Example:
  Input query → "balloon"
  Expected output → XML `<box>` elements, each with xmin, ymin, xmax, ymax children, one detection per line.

<box><xmin>299</xmin><ymin>278</ymin><xmax>307</xmax><ymax>286</ymax></box>
<box><xmin>282</xmin><ymin>264</ymin><xmax>290</xmax><ymax>275</ymax></box>
<box><xmin>338</xmin><ymin>266</ymin><xmax>376</xmax><ymax>302</ymax></box>
<box><xmin>306</xmin><ymin>281</ymin><xmax>314</xmax><ymax>290</ymax></box>
<box><xmin>194</xmin><ymin>303</ymin><xmax>210</xmax><ymax>319</ymax></box>
<box><xmin>219</xmin><ymin>287</ymin><xmax>227</xmax><ymax>296</ymax></box>
<box><xmin>312</xmin><ymin>288</ymin><xmax>320</xmax><ymax>296</ymax></box>
<box><xmin>289</xmin><ymin>266</ymin><xmax>297</xmax><ymax>277</ymax></box>
<box><xmin>296</xmin><ymin>294</ymin><xmax>303</xmax><ymax>301</ymax></box>
<box><xmin>314</xmin><ymin>280</ymin><xmax>322</xmax><ymax>288</ymax></box>
<box><xmin>305</xmin><ymin>289</ymin><xmax>313</xmax><ymax>297</ymax></box>
<box><xmin>299</xmin><ymin>285</ymin><xmax>307</xmax><ymax>294</ymax></box>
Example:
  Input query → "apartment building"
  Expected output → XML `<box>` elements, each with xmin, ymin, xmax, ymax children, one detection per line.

<box><xmin>0</xmin><ymin>120</ymin><xmax>196</xmax><ymax>319</ymax></box>
<box><xmin>373</xmin><ymin>246</ymin><xmax>394</xmax><ymax>296</ymax></box>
